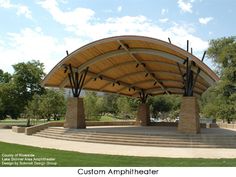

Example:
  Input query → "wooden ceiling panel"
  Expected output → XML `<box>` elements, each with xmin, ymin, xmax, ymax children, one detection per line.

<box><xmin>42</xmin><ymin>35</ymin><xmax>219</xmax><ymax>98</ymax></box>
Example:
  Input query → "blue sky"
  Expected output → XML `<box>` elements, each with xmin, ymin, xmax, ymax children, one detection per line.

<box><xmin>0</xmin><ymin>0</ymin><xmax>235</xmax><ymax>74</ymax></box>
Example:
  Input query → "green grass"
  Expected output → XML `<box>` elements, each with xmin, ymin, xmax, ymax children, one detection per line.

<box><xmin>100</xmin><ymin>115</ymin><xmax>118</xmax><ymax>121</ymax></box>
<box><xmin>99</xmin><ymin>115</ymin><xmax>135</xmax><ymax>121</ymax></box>
<box><xmin>0</xmin><ymin>119</ymin><xmax>63</xmax><ymax>126</ymax></box>
<box><xmin>0</xmin><ymin>141</ymin><xmax>236</xmax><ymax>167</ymax></box>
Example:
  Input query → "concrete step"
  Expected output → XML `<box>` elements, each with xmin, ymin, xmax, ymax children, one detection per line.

<box><xmin>44</xmin><ymin>127</ymin><xmax>236</xmax><ymax>139</ymax></box>
<box><xmin>42</xmin><ymin>127</ymin><xmax>236</xmax><ymax>142</ymax></box>
<box><xmin>34</xmin><ymin>133</ymin><xmax>236</xmax><ymax>148</ymax></box>
<box><xmin>33</xmin><ymin>127</ymin><xmax>236</xmax><ymax>148</ymax></box>
<box><xmin>35</xmin><ymin>131</ymin><xmax>236</xmax><ymax>144</ymax></box>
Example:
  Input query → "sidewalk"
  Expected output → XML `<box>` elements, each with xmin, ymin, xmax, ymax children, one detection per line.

<box><xmin>0</xmin><ymin>129</ymin><xmax>236</xmax><ymax>159</ymax></box>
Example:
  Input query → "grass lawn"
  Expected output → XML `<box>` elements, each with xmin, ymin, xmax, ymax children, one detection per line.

<box><xmin>0</xmin><ymin>141</ymin><xmax>236</xmax><ymax>167</ymax></box>
<box><xmin>99</xmin><ymin>115</ymin><xmax>134</xmax><ymax>121</ymax></box>
<box><xmin>100</xmin><ymin>115</ymin><xmax>119</xmax><ymax>121</ymax></box>
<box><xmin>0</xmin><ymin>119</ymin><xmax>64</xmax><ymax>126</ymax></box>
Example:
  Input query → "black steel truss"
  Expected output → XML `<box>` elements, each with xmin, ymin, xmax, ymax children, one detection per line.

<box><xmin>64</xmin><ymin>64</ymin><xmax>89</xmax><ymax>97</ymax></box>
<box><xmin>139</xmin><ymin>89</ymin><xmax>149</xmax><ymax>103</ymax></box>
<box><xmin>178</xmin><ymin>47</ymin><xmax>206</xmax><ymax>96</ymax></box>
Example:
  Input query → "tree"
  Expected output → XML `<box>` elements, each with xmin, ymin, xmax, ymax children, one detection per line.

<box><xmin>102</xmin><ymin>93</ymin><xmax>119</xmax><ymax>115</ymax></box>
<box><xmin>25</xmin><ymin>89</ymin><xmax>66</xmax><ymax>124</ymax></box>
<box><xmin>39</xmin><ymin>89</ymin><xmax>66</xmax><ymax>120</ymax></box>
<box><xmin>116</xmin><ymin>96</ymin><xmax>133</xmax><ymax>119</ymax></box>
<box><xmin>13</xmin><ymin>60</ymin><xmax>45</xmax><ymax>98</ymax></box>
<box><xmin>149</xmin><ymin>96</ymin><xmax>172</xmax><ymax>118</ymax></box>
<box><xmin>201</xmin><ymin>37</ymin><xmax>236</xmax><ymax>123</ymax></box>
<box><xmin>0</xmin><ymin>82</ymin><xmax>20</xmax><ymax>119</ymax></box>
<box><xmin>11</xmin><ymin>60</ymin><xmax>45</xmax><ymax>118</ymax></box>
<box><xmin>84</xmin><ymin>91</ymin><xmax>102</xmax><ymax>120</ymax></box>
<box><xmin>0</xmin><ymin>69</ymin><xmax>11</xmax><ymax>83</ymax></box>
<box><xmin>207</xmin><ymin>37</ymin><xmax>235</xmax><ymax>74</ymax></box>
<box><xmin>24</xmin><ymin>94</ymin><xmax>42</xmax><ymax>126</ymax></box>
<box><xmin>95</xmin><ymin>96</ymin><xmax>106</xmax><ymax>116</ymax></box>
<box><xmin>148</xmin><ymin>95</ymin><xmax>181</xmax><ymax>120</ymax></box>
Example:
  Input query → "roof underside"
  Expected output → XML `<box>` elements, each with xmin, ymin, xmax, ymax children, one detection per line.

<box><xmin>42</xmin><ymin>35</ymin><xmax>219</xmax><ymax>97</ymax></box>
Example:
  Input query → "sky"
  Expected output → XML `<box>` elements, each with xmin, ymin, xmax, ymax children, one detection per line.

<box><xmin>0</xmin><ymin>0</ymin><xmax>235</xmax><ymax>74</ymax></box>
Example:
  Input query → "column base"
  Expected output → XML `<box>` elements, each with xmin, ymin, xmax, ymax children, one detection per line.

<box><xmin>178</xmin><ymin>96</ymin><xmax>200</xmax><ymax>134</ymax></box>
<box><xmin>136</xmin><ymin>103</ymin><xmax>150</xmax><ymax>126</ymax></box>
<box><xmin>64</xmin><ymin>97</ymin><xmax>86</xmax><ymax>129</ymax></box>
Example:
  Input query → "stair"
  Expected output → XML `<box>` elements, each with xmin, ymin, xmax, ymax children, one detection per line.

<box><xmin>33</xmin><ymin>127</ymin><xmax>236</xmax><ymax>148</ymax></box>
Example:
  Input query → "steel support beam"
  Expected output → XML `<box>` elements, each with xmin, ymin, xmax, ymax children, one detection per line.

<box><xmin>139</xmin><ymin>89</ymin><xmax>149</xmax><ymax>103</ymax></box>
<box><xmin>64</xmin><ymin>64</ymin><xmax>88</xmax><ymax>97</ymax></box>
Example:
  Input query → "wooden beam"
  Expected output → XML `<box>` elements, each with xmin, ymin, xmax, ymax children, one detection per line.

<box><xmin>83</xmin><ymin>60</ymin><xmax>184</xmax><ymax>87</ymax></box>
<box><xmin>74</xmin><ymin>48</ymin><xmax>185</xmax><ymax>73</ymax></box>
<box><xmin>117</xmin><ymin>40</ymin><xmax>169</xmax><ymax>94</ymax></box>
<box><xmin>86</xmin><ymin>71</ymin><xmax>143</xmax><ymax>93</ymax></box>
<box><xmin>58</xmin><ymin>48</ymin><xmax>214</xmax><ymax>89</ymax></box>
<box><xmin>131</xmin><ymin>87</ymin><xmax>201</xmax><ymax>97</ymax></box>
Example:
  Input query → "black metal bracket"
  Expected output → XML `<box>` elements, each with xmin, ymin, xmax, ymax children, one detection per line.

<box><xmin>179</xmin><ymin>51</ymin><xmax>206</xmax><ymax>96</ymax></box>
<box><xmin>180</xmin><ymin>58</ymin><xmax>194</xmax><ymax>96</ymax></box>
<box><xmin>65</xmin><ymin>64</ymin><xmax>89</xmax><ymax>97</ymax></box>
<box><xmin>139</xmin><ymin>89</ymin><xmax>149</xmax><ymax>103</ymax></box>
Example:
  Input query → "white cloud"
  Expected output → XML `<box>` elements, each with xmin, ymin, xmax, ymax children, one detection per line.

<box><xmin>177</xmin><ymin>0</ymin><xmax>194</xmax><ymax>13</ymax></box>
<box><xmin>117</xmin><ymin>6</ymin><xmax>122</xmax><ymax>12</ymax></box>
<box><xmin>0</xmin><ymin>25</ymin><xmax>90</xmax><ymax>73</ymax></box>
<box><xmin>161</xmin><ymin>8</ymin><xmax>168</xmax><ymax>15</ymax></box>
<box><xmin>0</xmin><ymin>0</ymin><xmax>12</xmax><ymax>8</ymax></box>
<box><xmin>0</xmin><ymin>27</ymin><xmax>64</xmax><ymax>73</ymax></box>
<box><xmin>199</xmin><ymin>17</ymin><xmax>213</xmax><ymax>25</ymax></box>
<box><xmin>0</xmin><ymin>0</ymin><xmax>32</xmax><ymax>19</ymax></box>
<box><xmin>167</xmin><ymin>23</ymin><xmax>208</xmax><ymax>52</ymax></box>
<box><xmin>16</xmin><ymin>5</ymin><xmax>32</xmax><ymax>19</ymax></box>
<box><xmin>159</xmin><ymin>18</ymin><xmax>169</xmax><ymax>23</ymax></box>
<box><xmin>0</xmin><ymin>1</ymin><xmax>209</xmax><ymax>74</ymax></box>
<box><xmin>37</xmin><ymin>0</ymin><xmax>94</xmax><ymax>29</ymax></box>
<box><xmin>37</xmin><ymin>2</ymin><xmax>207</xmax><ymax>52</ymax></box>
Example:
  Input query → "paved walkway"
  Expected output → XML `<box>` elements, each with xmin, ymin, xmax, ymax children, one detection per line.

<box><xmin>1</xmin><ymin>128</ymin><xmax>236</xmax><ymax>159</ymax></box>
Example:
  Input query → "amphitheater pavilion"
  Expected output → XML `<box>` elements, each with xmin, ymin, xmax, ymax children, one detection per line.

<box><xmin>42</xmin><ymin>35</ymin><xmax>219</xmax><ymax>134</ymax></box>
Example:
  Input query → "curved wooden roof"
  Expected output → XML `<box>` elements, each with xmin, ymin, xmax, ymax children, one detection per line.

<box><xmin>42</xmin><ymin>35</ymin><xmax>219</xmax><ymax>97</ymax></box>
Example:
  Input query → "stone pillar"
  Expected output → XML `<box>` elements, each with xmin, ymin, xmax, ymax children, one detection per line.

<box><xmin>178</xmin><ymin>96</ymin><xmax>200</xmax><ymax>134</ymax></box>
<box><xmin>64</xmin><ymin>97</ymin><xmax>86</xmax><ymax>129</ymax></box>
<box><xmin>136</xmin><ymin>103</ymin><xmax>150</xmax><ymax>126</ymax></box>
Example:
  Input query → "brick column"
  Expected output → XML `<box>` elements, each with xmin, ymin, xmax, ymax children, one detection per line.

<box><xmin>64</xmin><ymin>97</ymin><xmax>86</xmax><ymax>129</ymax></box>
<box><xmin>178</xmin><ymin>96</ymin><xmax>200</xmax><ymax>134</ymax></box>
<box><xmin>136</xmin><ymin>103</ymin><xmax>150</xmax><ymax>126</ymax></box>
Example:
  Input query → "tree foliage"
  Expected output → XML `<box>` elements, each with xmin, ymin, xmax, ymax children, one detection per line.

<box><xmin>201</xmin><ymin>37</ymin><xmax>236</xmax><ymax>122</ymax></box>
<box><xmin>148</xmin><ymin>95</ymin><xmax>181</xmax><ymax>120</ymax></box>
<box><xmin>12</xmin><ymin>60</ymin><xmax>45</xmax><ymax>107</ymax></box>
<box><xmin>0</xmin><ymin>69</ymin><xmax>11</xmax><ymax>83</ymax></box>
<box><xmin>83</xmin><ymin>91</ymin><xmax>181</xmax><ymax>121</ymax></box>
<box><xmin>0</xmin><ymin>60</ymin><xmax>45</xmax><ymax>119</ymax></box>
<box><xmin>0</xmin><ymin>83</ymin><xmax>19</xmax><ymax>119</ymax></box>
<box><xmin>84</xmin><ymin>91</ymin><xmax>102</xmax><ymax>120</ymax></box>
<box><xmin>24</xmin><ymin>89</ymin><xmax>66</xmax><ymax>124</ymax></box>
<box><xmin>83</xmin><ymin>92</ymin><xmax>138</xmax><ymax>120</ymax></box>
<box><xmin>116</xmin><ymin>96</ymin><xmax>133</xmax><ymax>119</ymax></box>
